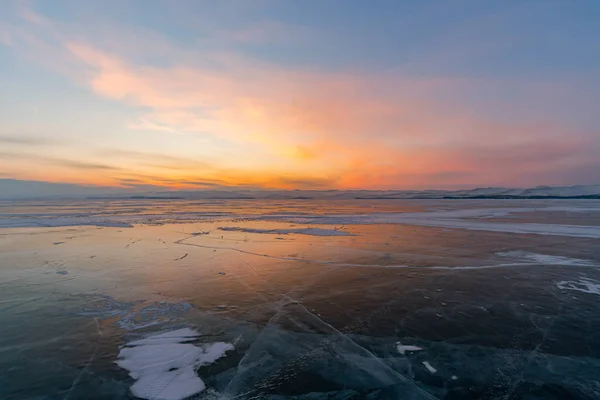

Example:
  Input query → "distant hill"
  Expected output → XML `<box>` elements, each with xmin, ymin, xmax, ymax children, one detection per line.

<box><xmin>0</xmin><ymin>179</ymin><xmax>599</xmax><ymax>200</ymax></box>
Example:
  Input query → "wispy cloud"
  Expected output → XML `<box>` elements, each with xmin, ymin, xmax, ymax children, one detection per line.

<box><xmin>96</xmin><ymin>148</ymin><xmax>214</xmax><ymax>171</ymax></box>
<box><xmin>126</xmin><ymin>119</ymin><xmax>186</xmax><ymax>135</ymax></box>
<box><xmin>51</xmin><ymin>159</ymin><xmax>120</xmax><ymax>171</ymax></box>
<box><xmin>0</xmin><ymin>151</ymin><xmax>120</xmax><ymax>171</ymax></box>
<box><xmin>0</xmin><ymin>135</ymin><xmax>63</xmax><ymax>146</ymax></box>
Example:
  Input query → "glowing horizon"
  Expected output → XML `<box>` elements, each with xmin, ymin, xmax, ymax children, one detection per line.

<box><xmin>1</xmin><ymin>1</ymin><xmax>599</xmax><ymax>191</ymax></box>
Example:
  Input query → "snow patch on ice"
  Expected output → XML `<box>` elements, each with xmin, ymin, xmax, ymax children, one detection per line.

<box><xmin>497</xmin><ymin>251</ymin><xmax>597</xmax><ymax>267</ymax></box>
<box><xmin>218</xmin><ymin>226</ymin><xmax>354</xmax><ymax>236</ymax></box>
<box><xmin>2</xmin><ymin>204</ymin><xmax>599</xmax><ymax>239</ymax></box>
<box><xmin>117</xmin><ymin>328</ymin><xmax>233</xmax><ymax>400</ymax></box>
<box><xmin>556</xmin><ymin>278</ymin><xmax>600</xmax><ymax>296</ymax></box>
<box><xmin>422</xmin><ymin>361</ymin><xmax>437</xmax><ymax>374</ymax></box>
<box><xmin>396</xmin><ymin>341</ymin><xmax>423</xmax><ymax>355</ymax></box>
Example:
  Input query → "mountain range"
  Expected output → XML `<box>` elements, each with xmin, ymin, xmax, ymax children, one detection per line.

<box><xmin>1</xmin><ymin>179</ymin><xmax>599</xmax><ymax>200</ymax></box>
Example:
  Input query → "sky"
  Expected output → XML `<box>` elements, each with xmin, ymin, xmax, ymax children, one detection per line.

<box><xmin>1</xmin><ymin>0</ymin><xmax>599</xmax><ymax>191</ymax></box>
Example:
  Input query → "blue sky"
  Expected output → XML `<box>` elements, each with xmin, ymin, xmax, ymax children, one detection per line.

<box><xmin>1</xmin><ymin>0</ymin><xmax>599</xmax><ymax>190</ymax></box>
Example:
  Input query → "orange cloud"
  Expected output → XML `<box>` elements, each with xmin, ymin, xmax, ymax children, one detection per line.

<box><xmin>61</xmin><ymin>42</ymin><xmax>596</xmax><ymax>188</ymax></box>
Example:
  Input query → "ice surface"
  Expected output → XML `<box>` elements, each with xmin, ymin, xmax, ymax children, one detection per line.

<box><xmin>77</xmin><ymin>295</ymin><xmax>193</xmax><ymax>331</ymax></box>
<box><xmin>556</xmin><ymin>278</ymin><xmax>600</xmax><ymax>296</ymax></box>
<box><xmin>218</xmin><ymin>226</ymin><xmax>354</xmax><ymax>236</ymax></box>
<box><xmin>117</xmin><ymin>328</ymin><xmax>233</xmax><ymax>400</ymax></box>
<box><xmin>118</xmin><ymin>303</ymin><xmax>193</xmax><ymax>331</ymax></box>
<box><xmin>3</xmin><ymin>202</ymin><xmax>600</xmax><ymax>239</ymax></box>
<box><xmin>256</xmin><ymin>206</ymin><xmax>600</xmax><ymax>238</ymax></box>
<box><xmin>0</xmin><ymin>216</ymin><xmax>135</xmax><ymax>228</ymax></box>
<box><xmin>270</xmin><ymin>212</ymin><xmax>600</xmax><ymax>238</ymax></box>
<box><xmin>3</xmin><ymin>198</ymin><xmax>600</xmax><ymax>399</ymax></box>
<box><xmin>221</xmin><ymin>306</ymin><xmax>436</xmax><ymax>400</ymax></box>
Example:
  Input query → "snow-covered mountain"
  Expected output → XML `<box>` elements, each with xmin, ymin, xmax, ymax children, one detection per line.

<box><xmin>442</xmin><ymin>185</ymin><xmax>600</xmax><ymax>199</ymax></box>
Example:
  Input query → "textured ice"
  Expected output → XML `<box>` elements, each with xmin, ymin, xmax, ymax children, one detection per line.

<box><xmin>117</xmin><ymin>328</ymin><xmax>233</xmax><ymax>400</ymax></box>
<box><xmin>257</xmin><ymin>206</ymin><xmax>600</xmax><ymax>238</ymax></box>
<box><xmin>77</xmin><ymin>294</ymin><xmax>137</xmax><ymax>319</ymax></box>
<box><xmin>556</xmin><ymin>278</ymin><xmax>600</xmax><ymax>296</ymax></box>
<box><xmin>0</xmin><ymin>212</ymin><xmax>225</xmax><ymax>228</ymax></box>
<box><xmin>0</xmin><ymin>216</ymin><xmax>134</xmax><ymax>228</ymax></box>
<box><xmin>77</xmin><ymin>295</ymin><xmax>192</xmax><ymax>331</ymax></box>
<box><xmin>222</xmin><ymin>316</ymin><xmax>436</xmax><ymax>400</ymax></box>
<box><xmin>272</xmin><ymin>214</ymin><xmax>600</xmax><ymax>238</ymax></box>
<box><xmin>118</xmin><ymin>303</ymin><xmax>193</xmax><ymax>331</ymax></box>
<box><xmin>218</xmin><ymin>226</ymin><xmax>354</xmax><ymax>236</ymax></box>
<box><xmin>3</xmin><ymin>198</ymin><xmax>600</xmax><ymax>399</ymax></box>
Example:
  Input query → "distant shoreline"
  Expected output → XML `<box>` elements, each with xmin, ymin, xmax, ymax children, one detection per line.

<box><xmin>357</xmin><ymin>195</ymin><xmax>600</xmax><ymax>200</ymax></box>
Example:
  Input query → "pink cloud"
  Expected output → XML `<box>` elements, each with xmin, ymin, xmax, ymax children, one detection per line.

<box><xmin>61</xmin><ymin>41</ymin><xmax>599</xmax><ymax>188</ymax></box>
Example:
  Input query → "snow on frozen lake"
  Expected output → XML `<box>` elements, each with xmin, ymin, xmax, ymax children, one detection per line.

<box><xmin>1</xmin><ymin>198</ymin><xmax>600</xmax><ymax>399</ymax></box>
<box><xmin>217</xmin><ymin>226</ymin><xmax>355</xmax><ymax>236</ymax></box>
<box><xmin>117</xmin><ymin>328</ymin><xmax>233</xmax><ymax>400</ymax></box>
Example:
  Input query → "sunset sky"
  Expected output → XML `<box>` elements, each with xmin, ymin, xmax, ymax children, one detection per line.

<box><xmin>1</xmin><ymin>0</ymin><xmax>599</xmax><ymax>190</ymax></box>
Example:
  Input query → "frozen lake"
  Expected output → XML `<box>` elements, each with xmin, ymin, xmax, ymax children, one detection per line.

<box><xmin>1</xmin><ymin>199</ymin><xmax>600</xmax><ymax>399</ymax></box>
